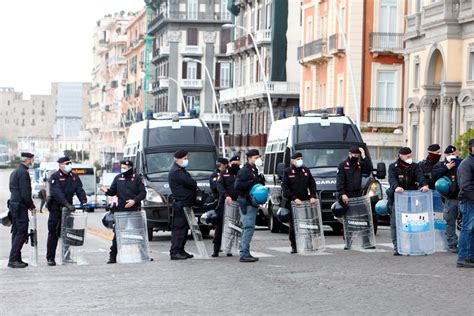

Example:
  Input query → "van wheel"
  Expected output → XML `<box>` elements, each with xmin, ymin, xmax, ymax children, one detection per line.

<box><xmin>269</xmin><ymin>212</ymin><xmax>282</xmax><ymax>233</ymax></box>
<box><xmin>147</xmin><ymin>227</ymin><xmax>154</xmax><ymax>241</ymax></box>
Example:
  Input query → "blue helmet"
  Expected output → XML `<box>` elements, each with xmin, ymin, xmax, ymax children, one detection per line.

<box><xmin>101</xmin><ymin>211</ymin><xmax>115</xmax><ymax>229</ymax></box>
<box><xmin>276</xmin><ymin>207</ymin><xmax>290</xmax><ymax>223</ymax></box>
<box><xmin>435</xmin><ymin>176</ymin><xmax>452</xmax><ymax>195</ymax></box>
<box><xmin>199</xmin><ymin>210</ymin><xmax>219</xmax><ymax>226</ymax></box>
<box><xmin>375</xmin><ymin>200</ymin><xmax>389</xmax><ymax>216</ymax></box>
<box><xmin>250</xmin><ymin>184</ymin><xmax>269</xmax><ymax>205</ymax></box>
<box><xmin>331</xmin><ymin>201</ymin><xmax>347</xmax><ymax>218</ymax></box>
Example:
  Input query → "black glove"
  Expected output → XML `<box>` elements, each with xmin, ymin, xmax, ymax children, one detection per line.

<box><xmin>65</xmin><ymin>204</ymin><xmax>76</xmax><ymax>212</ymax></box>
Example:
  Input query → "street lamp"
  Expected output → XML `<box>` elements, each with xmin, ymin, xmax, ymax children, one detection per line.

<box><xmin>166</xmin><ymin>77</ymin><xmax>188</xmax><ymax>114</ymax></box>
<box><xmin>222</xmin><ymin>23</ymin><xmax>274</xmax><ymax>123</ymax></box>
<box><xmin>183</xmin><ymin>57</ymin><xmax>226</xmax><ymax>157</ymax></box>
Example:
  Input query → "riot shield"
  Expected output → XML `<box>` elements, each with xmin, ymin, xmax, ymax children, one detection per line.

<box><xmin>29</xmin><ymin>212</ymin><xmax>38</xmax><ymax>267</ymax></box>
<box><xmin>395</xmin><ymin>191</ymin><xmax>435</xmax><ymax>256</ymax></box>
<box><xmin>343</xmin><ymin>196</ymin><xmax>376</xmax><ymax>249</ymax></box>
<box><xmin>114</xmin><ymin>211</ymin><xmax>151</xmax><ymax>264</ymax></box>
<box><xmin>221</xmin><ymin>201</ymin><xmax>242</xmax><ymax>256</ymax></box>
<box><xmin>291</xmin><ymin>200</ymin><xmax>325</xmax><ymax>254</ymax></box>
<box><xmin>61</xmin><ymin>209</ymin><xmax>87</xmax><ymax>265</ymax></box>
<box><xmin>183</xmin><ymin>207</ymin><xmax>210</xmax><ymax>259</ymax></box>
<box><xmin>432</xmin><ymin>191</ymin><xmax>448</xmax><ymax>251</ymax></box>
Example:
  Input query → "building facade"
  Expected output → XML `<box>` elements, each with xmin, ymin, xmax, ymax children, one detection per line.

<box><xmin>299</xmin><ymin>0</ymin><xmax>406</xmax><ymax>161</ymax></box>
<box><xmin>147</xmin><ymin>0</ymin><xmax>232</xmax><ymax>149</ymax></box>
<box><xmin>219</xmin><ymin>0</ymin><xmax>301</xmax><ymax>156</ymax></box>
<box><xmin>405</xmin><ymin>0</ymin><xmax>474</xmax><ymax>159</ymax></box>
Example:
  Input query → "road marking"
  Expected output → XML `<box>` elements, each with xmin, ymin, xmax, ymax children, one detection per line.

<box><xmin>325</xmin><ymin>243</ymin><xmax>392</xmax><ymax>253</ymax></box>
<box><xmin>268</xmin><ymin>247</ymin><xmax>333</xmax><ymax>256</ymax></box>
<box><xmin>86</xmin><ymin>227</ymin><xmax>113</xmax><ymax>241</ymax></box>
<box><xmin>387</xmin><ymin>272</ymin><xmax>443</xmax><ymax>278</ymax></box>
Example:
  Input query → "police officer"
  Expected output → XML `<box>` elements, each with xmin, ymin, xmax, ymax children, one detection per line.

<box><xmin>210</xmin><ymin>158</ymin><xmax>229</xmax><ymax>202</ymax></box>
<box><xmin>235</xmin><ymin>149</ymin><xmax>265</xmax><ymax>263</ymax></box>
<box><xmin>282</xmin><ymin>152</ymin><xmax>317</xmax><ymax>254</ymax></box>
<box><xmin>388</xmin><ymin>147</ymin><xmax>429</xmax><ymax>255</ymax></box>
<box><xmin>336</xmin><ymin>146</ymin><xmax>374</xmax><ymax>249</ymax></box>
<box><xmin>168</xmin><ymin>150</ymin><xmax>197</xmax><ymax>260</ymax></box>
<box><xmin>419</xmin><ymin>144</ymin><xmax>443</xmax><ymax>189</ymax></box>
<box><xmin>8</xmin><ymin>152</ymin><xmax>36</xmax><ymax>268</ymax></box>
<box><xmin>214</xmin><ymin>155</ymin><xmax>240</xmax><ymax>257</ymax></box>
<box><xmin>100</xmin><ymin>160</ymin><xmax>146</xmax><ymax>264</ymax></box>
<box><xmin>456</xmin><ymin>138</ymin><xmax>474</xmax><ymax>268</ymax></box>
<box><xmin>46</xmin><ymin>157</ymin><xmax>87</xmax><ymax>266</ymax></box>
<box><xmin>432</xmin><ymin>145</ymin><xmax>461</xmax><ymax>253</ymax></box>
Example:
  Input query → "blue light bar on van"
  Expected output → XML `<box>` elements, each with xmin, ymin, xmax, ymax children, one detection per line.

<box><xmin>178</xmin><ymin>111</ymin><xmax>185</xmax><ymax>117</ymax></box>
<box><xmin>293</xmin><ymin>106</ymin><xmax>301</xmax><ymax>117</ymax></box>
<box><xmin>136</xmin><ymin>112</ymin><xmax>143</xmax><ymax>122</ymax></box>
<box><xmin>278</xmin><ymin>110</ymin><xmax>286</xmax><ymax>120</ymax></box>
<box><xmin>146</xmin><ymin>110</ymin><xmax>154</xmax><ymax>120</ymax></box>
<box><xmin>336</xmin><ymin>106</ymin><xmax>344</xmax><ymax>115</ymax></box>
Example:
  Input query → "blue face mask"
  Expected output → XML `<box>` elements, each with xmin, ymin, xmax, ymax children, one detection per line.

<box><xmin>295</xmin><ymin>160</ymin><xmax>304</xmax><ymax>168</ymax></box>
<box><xmin>120</xmin><ymin>168</ymin><xmax>128</xmax><ymax>174</ymax></box>
<box><xmin>64</xmin><ymin>165</ymin><xmax>73</xmax><ymax>173</ymax></box>
<box><xmin>181</xmin><ymin>159</ymin><xmax>189</xmax><ymax>168</ymax></box>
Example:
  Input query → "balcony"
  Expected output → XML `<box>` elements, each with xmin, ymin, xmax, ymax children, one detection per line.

<box><xmin>181</xmin><ymin>45</ymin><xmax>203</xmax><ymax>56</ymax></box>
<box><xmin>150</xmin><ymin>78</ymin><xmax>169</xmax><ymax>95</ymax></box>
<box><xmin>297</xmin><ymin>39</ymin><xmax>328</xmax><ymax>64</ymax></box>
<box><xmin>219</xmin><ymin>81</ymin><xmax>300</xmax><ymax>103</ymax></box>
<box><xmin>328</xmin><ymin>34</ymin><xmax>345</xmax><ymax>55</ymax></box>
<box><xmin>254</xmin><ymin>29</ymin><xmax>271</xmax><ymax>45</ymax></box>
<box><xmin>459</xmin><ymin>0</ymin><xmax>474</xmax><ymax>23</ymax></box>
<box><xmin>368</xmin><ymin>107</ymin><xmax>403</xmax><ymax>125</ymax></box>
<box><xmin>200</xmin><ymin>112</ymin><xmax>230</xmax><ymax>124</ymax></box>
<box><xmin>369</xmin><ymin>33</ymin><xmax>404</xmax><ymax>55</ymax></box>
<box><xmin>99</xmin><ymin>39</ymin><xmax>109</xmax><ymax>45</ymax></box>
<box><xmin>148</xmin><ymin>11</ymin><xmax>232</xmax><ymax>34</ymax></box>
<box><xmin>151</xmin><ymin>46</ymin><xmax>170</xmax><ymax>63</ymax></box>
<box><xmin>108</xmin><ymin>56</ymin><xmax>127</xmax><ymax>66</ymax></box>
<box><xmin>421</xmin><ymin>0</ymin><xmax>459</xmax><ymax>29</ymax></box>
<box><xmin>405</xmin><ymin>12</ymin><xmax>422</xmax><ymax>40</ymax></box>
<box><xmin>179</xmin><ymin>79</ymin><xmax>203</xmax><ymax>89</ymax></box>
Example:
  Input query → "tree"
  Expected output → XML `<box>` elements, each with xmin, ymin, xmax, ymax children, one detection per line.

<box><xmin>454</xmin><ymin>128</ymin><xmax>474</xmax><ymax>158</ymax></box>
<box><xmin>63</xmin><ymin>150</ymin><xmax>76</xmax><ymax>159</ymax></box>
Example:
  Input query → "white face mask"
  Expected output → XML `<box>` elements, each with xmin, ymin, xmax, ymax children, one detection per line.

<box><xmin>404</xmin><ymin>158</ymin><xmax>413</xmax><ymax>165</ymax></box>
<box><xmin>446</xmin><ymin>155</ymin><xmax>456</xmax><ymax>162</ymax></box>
<box><xmin>255</xmin><ymin>158</ymin><xmax>263</xmax><ymax>167</ymax></box>
<box><xmin>295</xmin><ymin>160</ymin><xmax>304</xmax><ymax>168</ymax></box>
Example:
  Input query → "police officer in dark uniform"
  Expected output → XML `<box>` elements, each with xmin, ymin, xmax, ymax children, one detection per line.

<box><xmin>8</xmin><ymin>152</ymin><xmax>36</xmax><ymax>268</ymax></box>
<box><xmin>100</xmin><ymin>160</ymin><xmax>146</xmax><ymax>263</ymax></box>
<box><xmin>419</xmin><ymin>144</ymin><xmax>443</xmax><ymax>189</ymax></box>
<box><xmin>168</xmin><ymin>150</ymin><xmax>197</xmax><ymax>260</ymax></box>
<box><xmin>210</xmin><ymin>158</ymin><xmax>229</xmax><ymax>202</ymax></box>
<box><xmin>46</xmin><ymin>157</ymin><xmax>87</xmax><ymax>266</ymax></box>
<box><xmin>214</xmin><ymin>155</ymin><xmax>240</xmax><ymax>257</ymax></box>
<box><xmin>387</xmin><ymin>147</ymin><xmax>429</xmax><ymax>255</ymax></box>
<box><xmin>235</xmin><ymin>149</ymin><xmax>265</xmax><ymax>263</ymax></box>
<box><xmin>433</xmin><ymin>145</ymin><xmax>461</xmax><ymax>253</ymax></box>
<box><xmin>282</xmin><ymin>152</ymin><xmax>317</xmax><ymax>254</ymax></box>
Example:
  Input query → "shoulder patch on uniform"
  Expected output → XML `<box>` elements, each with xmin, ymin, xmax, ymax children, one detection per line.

<box><xmin>51</xmin><ymin>179</ymin><xmax>55</xmax><ymax>184</ymax></box>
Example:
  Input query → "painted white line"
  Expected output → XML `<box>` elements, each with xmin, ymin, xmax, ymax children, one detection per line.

<box><xmin>268</xmin><ymin>247</ymin><xmax>333</xmax><ymax>256</ymax></box>
<box><xmin>249</xmin><ymin>251</ymin><xmax>274</xmax><ymax>258</ymax></box>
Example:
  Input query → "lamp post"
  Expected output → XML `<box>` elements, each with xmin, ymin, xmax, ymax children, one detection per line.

<box><xmin>222</xmin><ymin>23</ymin><xmax>274</xmax><ymax>123</ymax></box>
<box><xmin>183</xmin><ymin>57</ymin><xmax>226</xmax><ymax>157</ymax></box>
<box><xmin>166</xmin><ymin>77</ymin><xmax>188</xmax><ymax>114</ymax></box>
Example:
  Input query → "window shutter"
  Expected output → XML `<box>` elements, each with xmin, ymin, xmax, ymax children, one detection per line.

<box><xmin>187</xmin><ymin>28</ymin><xmax>198</xmax><ymax>45</ymax></box>
<box><xmin>215</xmin><ymin>63</ymin><xmax>221</xmax><ymax>87</ymax></box>
<box><xmin>197</xmin><ymin>63</ymin><xmax>202</xmax><ymax>79</ymax></box>
<box><xmin>182</xmin><ymin>62</ymin><xmax>187</xmax><ymax>79</ymax></box>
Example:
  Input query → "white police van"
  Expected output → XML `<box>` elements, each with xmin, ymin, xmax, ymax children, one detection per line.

<box><xmin>262</xmin><ymin>111</ymin><xmax>386</xmax><ymax>234</ymax></box>
<box><xmin>124</xmin><ymin>114</ymin><xmax>218</xmax><ymax>240</ymax></box>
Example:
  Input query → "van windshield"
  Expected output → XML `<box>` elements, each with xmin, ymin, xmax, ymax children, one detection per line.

<box><xmin>146</xmin><ymin>151</ymin><xmax>216</xmax><ymax>174</ymax></box>
<box><xmin>299</xmin><ymin>148</ymin><xmax>349</xmax><ymax>168</ymax></box>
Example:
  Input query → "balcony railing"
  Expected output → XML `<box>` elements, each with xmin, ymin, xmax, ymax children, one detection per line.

<box><xmin>369</xmin><ymin>32</ymin><xmax>404</xmax><ymax>53</ymax></box>
<box><xmin>255</xmin><ymin>29</ymin><xmax>271</xmax><ymax>44</ymax></box>
<box><xmin>421</xmin><ymin>0</ymin><xmax>458</xmax><ymax>28</ymax></box>
<box><xmin>297</xmin><ymin>39</ymin><xmax>326</xmax><ymax>63</ymax></box>
<box><xmin>152</xmin><ymin>46</ymin><xmax>170</xmax><ymax>62</ymax></box>
<box><xmin>179</xmin><ymin>79</ymin><xmax>203</xmax><ymax>89</ymax></box>
<box><xmin>148</xmin><ymin>11</ymin><xmax>231</xmax><ymax>33</ymax></box>
<box><xmin>328</xmin><ymin>34</ymin><xmax>345</xmax><ymax>54</ymax></box>
<box><xmin>405</xmin><ymin>12</ymin><xmax>422</xmax><ymax>39</ymax></box>
<box><xmin>219</xmin><ymin>81</ymin><xmax>299</xmax><ymax>103</ymax></box>
<box><xmin>368</xmin><ymin>107</ymin><xmax>402</xmax><ymax>124</ymax></box>
<box><xmin>181</xmin><ymin>45</ymin><xmax>203</xmax><ymax>56</ymax></box>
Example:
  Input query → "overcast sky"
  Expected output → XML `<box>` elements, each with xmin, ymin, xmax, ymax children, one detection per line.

<box><xmin>0</xmin><ymin>0</ymin><xmax>143</xmax><ymax>98</ymax></box>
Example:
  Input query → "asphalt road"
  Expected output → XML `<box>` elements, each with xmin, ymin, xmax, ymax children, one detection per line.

<box><xmin>0</xmin><ymin>169</ymin><xmax>472</xmax><ymax>315</ymax></box>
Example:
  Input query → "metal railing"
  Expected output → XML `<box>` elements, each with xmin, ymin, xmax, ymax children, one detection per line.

<box><xmin>368</xmin><ymin>107</ymin><xmax>402</xmax><ymax>124</ymax></box>
<box><xmin>369</xmin><ymin>32</ymin><xmax>404</xmax><ymax>51</ymax></box>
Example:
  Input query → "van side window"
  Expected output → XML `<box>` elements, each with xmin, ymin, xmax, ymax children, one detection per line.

<box><xmin>264</xmin><ymin>153</ymin><xmax>271</xmax><ymax>174</ymax></box>
<box><xmin>135</xmin><ymin>152</ymin><xmax>141</xmax><ymax>175</ymax></box>
<box><xmin>284</xmin><ymin>147</ymin><xmax>291</xmax><ymax>166</ymax></box>
<box><xmin>275</xmin><ymin>152</ymin><xmax>284</xmax><ymax>171</ymax></box>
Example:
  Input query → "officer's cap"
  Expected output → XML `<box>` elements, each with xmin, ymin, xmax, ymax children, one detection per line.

<box><xmin>444</xmin><ymin>145</ymin><xmax>456</xmax><ymax>154</ymax></box>
<box><xmin>174</xmin><ymin>150</ymin><xmax>188</xmax><ymax>159</ymax></box>
<box><xmin>229</xmin><ymin>155</ymin><xmax>240</xmax><ymax>163</ymax></box>
<box><xmin>217</xmin><ymin>157</ymin><xmax>229</xmax><ymax>165</ymax></box>
<box><xmin>349</xmin><ymin>146</ymin><xmax>361</xmax><ymax>154</ymax></box>
<box><xmin>291</xmin><ymin>152</ymin><xmax>302</xmax><ymax>159</ymax></box>
<box><xmin>427</xmin><ymin>144</ymin><xmax>440</xmax><ymax>152</ymax></box>
<box><xmin>120</xmin><ymin>160</ymin><xmax>133</xmax><ymax>167</ymax></box>
<box><xmin>246</xmin><ymin>149</ymin><xmax>260</xmax><ymax>157</ymax></box>
<box><xmin>398</xmin><ymin>147</ymin><xmax>412</xmax><ymax>155</ymax></box>
<box><xmin>57</xmin><ymin>156</ymin><xmax>71</xmax><ymax>164</ymax></box>
<box><xmin>21</xmin><ymin>152</ymin><xmax>34</xmax><ymax>158</ymax></box>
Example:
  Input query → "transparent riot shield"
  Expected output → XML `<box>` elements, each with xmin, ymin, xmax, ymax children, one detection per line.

<box><xmin>114</xmin><ymin>211</ymin><xmax>151</xmax><ymax>264</ymax></box>
<box><xmin>183</xmin><ymin>207</ymin><xmax>210</xmax><ymax>259</ymax></box>
<box><xmin>61</xmin><ymin>209</ymin><xmax>87</xmax><ymax>265</ymax></box>
<box><xmin>343</xmin><ymin>196</ymin><xmax>376</xmax><ymax>249</ymax></box>
<box><xmin>395</xmin><ymin>191</ymin><xmax>435</xmax><ymax>256</ymax></box>
<box><xmin>432</xmin><ymin>191</ymin><xmax>448</xmax><ymax>251</ymax></box>
<box><xmin>221</xmin><ymin>201</ymin><xmax>242</xmax><ymax>256</ymax></box>
<box><xmin>291</xmin><ymin>200</ymin><xmax>325</xmax><ymax>254</ymax></box>
<box><xmin>29</xmin><ymin>212</ymin><xmax>38</xmax><ymax>267</ymax></box>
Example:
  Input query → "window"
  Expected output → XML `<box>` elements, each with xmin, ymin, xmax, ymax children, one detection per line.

<box><xmin>305</xmin><ymin>85</ymin><xmax>310</xmax><ymax>109</ymax></box>
<box><xmin>337</xmin><ymin>78</ymin><xmax>343</xmax><ymax>107</ymax></box>
<box><xmin>220</xmin><ymin>63</ymin><xmax>231</xmax><ymax>88</ymax></box>
<box><xmin>265</xmin><ymin>3</ymin><xmax>272</xmax><ymax>29</ymax></box>
<box><xmin>377</xmin><ymin>71</ymin><xmax>396</xmax><ymax>108</ymax></box>
<box><xmin>187</xmin><ymin>62</ymin><xmax>197</xmax><ymax>79</ymax></box>
<box><xmin>340</xmin><ymin>7</ymin><xmax>345</xmax><ymax>31</ymax></box>
<box><xmin>379</xmin><ymin>0</ymin><xmax>398</xmax><ymax>33</ymax></box>
<box><xmin>186</xmin><ymin>95</ymin><xmax>199</xmax><ymax>108</ymax></box>
<box><xmin>187</xmin><ymin>28</ymin><xmax>198</xmax><ymax>45</ymax></box>
<box><xmin>414</xmin><ymin>61</ymin><xmax>420</xmax><ymax>89</ymax></box>
<box><xmin>306</xmin><ymin>17</ymin><xmax>312</xmax><ymax>43</ymax></box>
<box><xmin>242</xmin><ymin>58</ymin><xmax>247</xmax><ymax>86</ymax></box>
<box><xmin>221</xmin><ymin>0</ymin><xmax>231</xmax><ymax>20</ymax></box>
<box><xmin>250</xmin><ymin>56</ymin><xmax>255</xmax><ymax>83</ymax></box>
<box><xmin>469</xmin><ymin>51</ymin><xmax>474</xmax><ymax>81</ymax></box>
<box><xmin>187</xmin><ymin>0</ymin><xmax>198</xmax><ymax>19</ymax></box>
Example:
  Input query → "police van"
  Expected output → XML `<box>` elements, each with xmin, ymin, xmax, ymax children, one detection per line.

<box><xmin>263</xmin><ymin>111</ymin><xmax>386</xmax><ymax>234</ymax></box>
<box><xmin>124</xmin><ymin>114</ymin><xmax>217</xmax><ymax>240</ymax></box>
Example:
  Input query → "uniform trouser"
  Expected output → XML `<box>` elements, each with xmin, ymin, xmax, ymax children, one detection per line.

<box><xmin>444</xmin><ymin>199</ymin><xmax>459</xmax><ymax>248</ymax></box>
<box><xmin>458</xmin><ymin>201</ymin><xmax>474</xmax><ymax>262</ymax></box>
<box><xmin>390</xmin><ymin>211</ymin><xmax>398</xmax><ymax>252</ymax></box>
<box><xmin>110</xmin><ymin>229</ymin><xmax>117</xmax><ymax>259</ymax></box>
<box><xmin>9</xmin><ymin>208</ymin><xmax>29</xmax><ymax>263</ymax></box>
<box><xmin>47</xmin><ymin>209</ymin><xmax>70</xmax><ymax>261</ymax></box>
<box><xmin>212</xmin><ymin>202</ymin><xmax>224</xmax><ymax>254</ymax></box>
<box><xmin>238</xmin><ymin>198</ymin><xmax>257</xmax><ymax>257</ymax></box>
<box><xmin>288</xmin><ymin>208</ymin><xmax>297</xmax><ymax>250</ymax></box>
<box><xmin>170</xmin><ymin>201</ymin><xmax>189</xmax><ymax>256</ymax></box>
